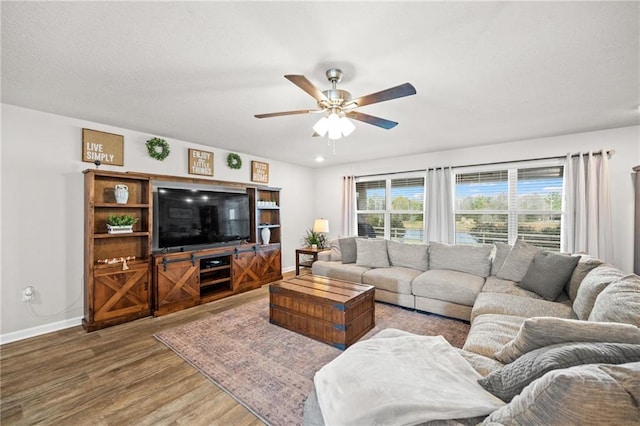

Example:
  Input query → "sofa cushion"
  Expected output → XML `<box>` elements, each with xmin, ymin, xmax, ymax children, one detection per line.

<box><xmin>481</xmin><ymin>276</ymin><xmax>544</xmax><ymax>300</ymax></box>
<box><xmin>479</xmin><ymin>342</ymin><xmax>640</xmax><ymax>402</ymax></box>
<box><xmin>491</xmin><ymin>242</ymin><xmax>512</xmax><ymax>276</ymax></box>
<box><xmin>412</xmin><ymin>269</ymin><xmax>485</xmax><ymax>306</ymax></box>
<box><xmin>565</xmin><ymin>255</ymin><xmax>604</xmax><ymax>302</ymax></box>
<box><xmin>362</xmin><ymin>267</ymin><xmax>420</xmax><ymax>295</ymax></box>
<box><xmin>429</xmin><ymin>241</ymin><xmax>493</xmax><ymax>277</ymax></box>
<box><xmin>328</xmin><ymin>239</ymin><xmax>342</xmax><ymax>262</ymax></box>
<box><xmin>496</xmin><ymin>239</ymin><xmax>540</xmax><ymax>282</ymax></box>
<box><xmin>386</xmin><ymin>240</ymin><xmax>428</xmax><ymax>271</ymax></box>
<box><xmin>463</xmin><ymin>314</ymin><xmax>526</xmax><ymax>359</ymax></box>
<box><xmin>493</xmin><ymin>316</ymin><xmax>640</xmax><ymax>364</ymax></box>
<box><xmin>482</xmin><ymin>362</ymin><xmax>640</xmax><ymax>425</ymax></box>
<box><xmin>338</xmin><ymin>237</ymin><xmax>358</xmax><ymax>264</ymax></box>
<box><xmin>356</xmin><ymin>238</ymin><xmax>389</xmax><ymax>268</ymax></box>
<box><xmin>589</xmin><ymin>274</ymin><xmax>640</xmax><ymax>327</ymax></box>
<box><xmin>573</xmin><ymin>265</ymin><xmax>625</xmax><ymax>320</ymax></box>
<box><xmin>311</xmin><ymin>260</ymin><xmax>369</xmax><ymax>283</ymax></box>
<box><xmin>517</xmin><ymin>252</ymin><xmax>579</xmax><ymax>301</ymax></box>
<box><xmin>456</xmin><ymin>349</ymin><xmax>505</xmax><ymax>377</ymax></box>
<box><xmin>471</xmin><ymin>292</ymin><xmax>575</xmax><ymax>323</ymax></box>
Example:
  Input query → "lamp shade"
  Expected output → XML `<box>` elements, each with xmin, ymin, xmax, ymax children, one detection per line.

<box><xmin>312</xmin><ymin>218</ymin><xmax>329</xmax><ymax>233</ymax></box>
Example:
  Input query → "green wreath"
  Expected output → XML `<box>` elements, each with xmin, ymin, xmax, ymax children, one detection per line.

<box><xmin>146</xmin><ymin>137</ymin><xmax>170</xmax><ymax>161</ymax></box>
<box><xmin>226</xmin><ymin>152</ymin><xmax>242</xmax><ymax>169</ymax></box>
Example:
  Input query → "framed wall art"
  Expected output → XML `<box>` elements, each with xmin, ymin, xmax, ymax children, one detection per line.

<box><xmin>251</xmin><ymin>161</ymin><xmax>269</xmax><ymax>183</ymax></box>
<box><xmin>82</xmin><ymin>128</ymin><xmax>124</xmax><ymax>166</ymax></box>
<box><xmin>188</xmin><ymin>148</ymin><xmax>214</xmax><ymax>176</ymax></box>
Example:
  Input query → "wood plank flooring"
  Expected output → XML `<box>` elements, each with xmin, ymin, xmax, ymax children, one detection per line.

<box><xmin>0</xmin><ymin>279</ymin><xmax>286</xmax><ymax>425</ymax></box>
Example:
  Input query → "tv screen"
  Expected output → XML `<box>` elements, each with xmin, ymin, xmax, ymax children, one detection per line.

<box><xmin>154</xmin><ymin>187</ymin><xmax>250</xmax><ymax>251</ymax></box>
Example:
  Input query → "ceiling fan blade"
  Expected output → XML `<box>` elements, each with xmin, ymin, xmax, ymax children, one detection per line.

<box><xmin>351</xmin><ymin>82</ymin><xmax>416</xmax><ymax>108</ymax></box>
<box><xmin>254</xmin><ymin>109</ymin><xmax>317</xmax><ymax>119</ymax></box>
<box><xmin>285</xmin><ymin>75</ymin><xmax>329</xmax><ymax>102</ymax></box>
<box><xmin>346</xmin><ymin>111</ymin><xmax>398</xmax><ymax>130</ymax></box>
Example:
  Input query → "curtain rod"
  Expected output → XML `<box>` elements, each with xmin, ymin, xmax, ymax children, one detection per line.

<box><xmin>356</xmin><ymin>149</ymin><xmax>615</xmax><ymax>178</ymax></box>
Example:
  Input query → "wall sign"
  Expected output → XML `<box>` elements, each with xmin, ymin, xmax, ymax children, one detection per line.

<box><xmin>251</xmin><ymin>161</ymin><xmax>270</xmax><ymax>183</ymax></box>
<box><xmin>188</xmin><ymin>149</ymin><xmax>214</xmax><ymax>176</ymax></box>
<box><xmin>82</xmin><ymin>128</ymin><xmax>124</xmax><ymax>166</ymax></box>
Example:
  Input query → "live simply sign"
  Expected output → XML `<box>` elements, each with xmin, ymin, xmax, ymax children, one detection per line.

<box><xmin>82</xmin><ymin>129</ymin><xmax>124</xmax><ymax>166</ymax></box>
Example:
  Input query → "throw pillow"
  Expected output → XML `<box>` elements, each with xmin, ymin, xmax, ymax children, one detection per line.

<box><xmin>491</xmin><ymin>242</ymin><xmax>511</xmax><ymax>276</ymax></box>
<box><xmin>355</xmin><ymin>238</ymin><xmax>389</xmax><ymax>268</ymax></box>
<box><xmin>479</xmin><ymin>342</ymin><xmax>640</xmax><ymax>402</ymax></box>
<box><xmin>339</xmin><ymin>237</ymin><xmax>357</xmax><ymax>264</ymax></box>
<box><xmin>428</xmin><ymin>241</ymin><xmax>493</xmax><ymax>277</ymax></box>
<box><xmin>386</xmin><ymin>240</ymin><xmax>429</xmax><ymax>271</ymax></box>
<box><xmin>572</xmin><ymin>265</ymin><xmax>625</xmax><ymax>320</ymax></box>
<box><xmin>564</xmin><ymin>255</ymin><xmax>604</xmax><ymax>302</ymax></box>
<box><xmin>483</xmin><ymin>362</ymin><xmax>640</xmax><ymax>425</ymax></box>
<box><xmin>517</xmin><ymin>252</ymin><xmax>579</xmax><ymax>301</ymax></box>
<box><xmin>328</xmin><ymin>239</ymin><xmax>342</xmax><ymax>262</ymax></box>
<box><xmin>589</xmin><ymin>274</ymin><xmax>640</xmax><ymax>327</ymax></box>
<box><xmin>494</xmin><ymin>316</ymin><xmax>640</xmax><ymax>364</ymax></box>
<box><xmin>496</xmin><ymin>239</ymin><xmax>540</xmax><ymax>282</ymax></box>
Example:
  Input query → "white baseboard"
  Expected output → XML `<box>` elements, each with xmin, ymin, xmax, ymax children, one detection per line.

<box><xmin>0</xmin><ymin>316</ymin><xmax>82</xmax><ymax>345</ymax></box>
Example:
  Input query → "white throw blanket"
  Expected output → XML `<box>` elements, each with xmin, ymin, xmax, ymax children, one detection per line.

<box><xmin>314</xmin><ymin>333</ymin><xmax>505</xmax><ymax>426</ymax></box>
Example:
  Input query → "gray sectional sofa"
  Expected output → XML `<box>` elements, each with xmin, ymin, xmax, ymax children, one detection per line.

<box><xmin>305</xmin><ymin>237</ymin><xmax>640</xmax><ymax>425</ymax></box>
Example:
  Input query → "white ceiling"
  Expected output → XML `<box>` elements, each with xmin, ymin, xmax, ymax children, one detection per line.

<box><xmin>2</xmin><ymin>1</ymin><xmax>639</xmax><ymax>168</ymax></box>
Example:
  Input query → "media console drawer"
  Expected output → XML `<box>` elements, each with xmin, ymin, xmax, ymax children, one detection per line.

<box><xmin>269</xmin><ymin>275</ymin><xmax>375</xmax><ymax>349</ymax></box>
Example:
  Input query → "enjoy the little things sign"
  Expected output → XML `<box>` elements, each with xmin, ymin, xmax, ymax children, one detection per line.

<box><xmin>188</xmin><ymin>149</ymin><xmax>214</xmax><ymax>176</ymax></box>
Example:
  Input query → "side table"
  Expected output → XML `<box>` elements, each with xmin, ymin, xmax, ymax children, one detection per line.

<box><xmin>295</xmin><ymin>247</ymin><xmax>329</xmax><ymax>275</ymax></box>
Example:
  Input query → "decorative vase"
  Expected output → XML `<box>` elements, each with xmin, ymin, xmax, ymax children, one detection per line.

<box><xmin>114</xmin><ymin>184</ymin><xmax>129</xmax><ymax>204</ymax></box>
<box><xmin>261</xmin><ymin>227</ymin><xmax>271</xmax><ymax>244</ymax></box>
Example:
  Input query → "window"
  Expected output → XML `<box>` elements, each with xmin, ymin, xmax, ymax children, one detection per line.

<box><xmin>454</xmin><ymin>164</ymin><xmax>564</xmax><ymax>250</ymax></box>
<box><xmin>355</xmin><ymin>174</ymin><xmax>425</xmax><ymax>243</ymax></box>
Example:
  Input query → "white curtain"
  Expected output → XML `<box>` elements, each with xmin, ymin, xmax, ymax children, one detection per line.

<box><xmin>562</xmin><ymin>151</ymin><xmax>613</xmax><ymax>261</ymax></box>
<box><xmin>425</xmin><ymin>167</ymin><xmax>454</xmax><ymax>243</ymax></box>
<box><xmin>342</xmin><ymin>175</ymin><xmax>356</xmax><ymax>236</ymax></box>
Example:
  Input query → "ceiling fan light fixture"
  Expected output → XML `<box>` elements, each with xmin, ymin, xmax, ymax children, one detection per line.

<box><xmin>327</xmin><ymin>112</ymin><xmax>342</xmax><ymax>139</ymax></box>
<box><xmin>328</xmin><ymin>126</ymin><xmax>342</xmax><ymax>140</ymax></box>
<box><xmin>313</xmin><ymin>116</ymin><xmax>329</xmax><ymax>136</ymax></box>
<box><xmin>339</xmin><ymin>116</ymin><xmax>355</xmax><ymax>137</ymax></box>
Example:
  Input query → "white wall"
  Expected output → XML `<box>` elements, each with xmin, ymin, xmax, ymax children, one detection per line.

<box><xmin>314</xmin><ymin>126</ymin><xmax>640</xmax><ymax>272</ymax></box>
<box><xmin>1</xmin><ymin>104</ymin><xmax>316</xmax><ymax>340</ymax></box>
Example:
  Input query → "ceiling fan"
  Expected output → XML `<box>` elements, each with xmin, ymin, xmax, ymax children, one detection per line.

<box><xmin>254</xmin><ymin>68</ymin><xmax>417</xmax><ymax>139</ymax></box>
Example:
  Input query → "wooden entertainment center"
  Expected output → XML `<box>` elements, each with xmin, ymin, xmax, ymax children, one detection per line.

<box><xmin>82</xmin><ymin>169</ymin><xmax>282</xmax><ymax>331</ymax></box>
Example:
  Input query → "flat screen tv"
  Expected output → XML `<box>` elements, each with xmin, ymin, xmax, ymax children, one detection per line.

<box><xmin>153</xmin><ymin>186</ymin><xmax>251</xmax><ymax>251</ymax></box>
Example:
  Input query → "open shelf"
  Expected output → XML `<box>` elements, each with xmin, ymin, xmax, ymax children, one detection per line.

<box><xmin>199</xmin><ymin>255</ymin><xmax>232</xmax><ymax>296</ymax></box>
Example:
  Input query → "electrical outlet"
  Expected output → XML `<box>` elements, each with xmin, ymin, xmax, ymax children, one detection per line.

<box><xmin>22</xmin><ymin>286</ymin><xmax>34</xmax><ymax>302</ymax></box>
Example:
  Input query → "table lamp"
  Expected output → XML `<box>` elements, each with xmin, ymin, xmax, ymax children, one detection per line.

<box><xmin>312</xmin><ymin>218</ymin><xmax>329</xmax><ymax>248</ymax></box>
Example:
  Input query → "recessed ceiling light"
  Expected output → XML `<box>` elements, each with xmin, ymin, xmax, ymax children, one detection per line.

<box><xmin>315</xmin><ymin>156</ymin><xmax>325</xmax><ymax>162</ymax></box>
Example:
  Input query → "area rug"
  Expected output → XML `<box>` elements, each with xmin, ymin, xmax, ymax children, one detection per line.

<box><xmin>155</xmin><ymin>298</ymin><xmax>470</xmax><ymax>426</ymax></box>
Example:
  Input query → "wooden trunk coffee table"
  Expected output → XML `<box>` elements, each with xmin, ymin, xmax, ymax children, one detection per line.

<box><xmin>269</xmin><ymin>275</ymin><xmax>375</xmax><ymax>349</ymax></box>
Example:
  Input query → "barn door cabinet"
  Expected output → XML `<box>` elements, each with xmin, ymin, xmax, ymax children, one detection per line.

<box><xmin>153</xmin><ymin>255</ymin><xmax>200</xmax><ymax>316</ymax></box>
<box><xmin>152</xmin><ymin>244</ymin><xmax>279</xmax><ymax>316</ymax></box>
<box><xmin>83</xmin><ymin>170</ymin><xmax>152</xmax><ymax>331</ymax></box>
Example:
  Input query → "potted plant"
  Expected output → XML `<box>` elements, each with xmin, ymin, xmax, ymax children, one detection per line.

<box><xmin>106</xmin><ymin>214</ymin><xmax>138</xmax><ymax>234</ymax></box>
<box><xmin>302</xmin><ymin>229</ymin><xmax>327</xmax><ymax>249</ymax></box>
